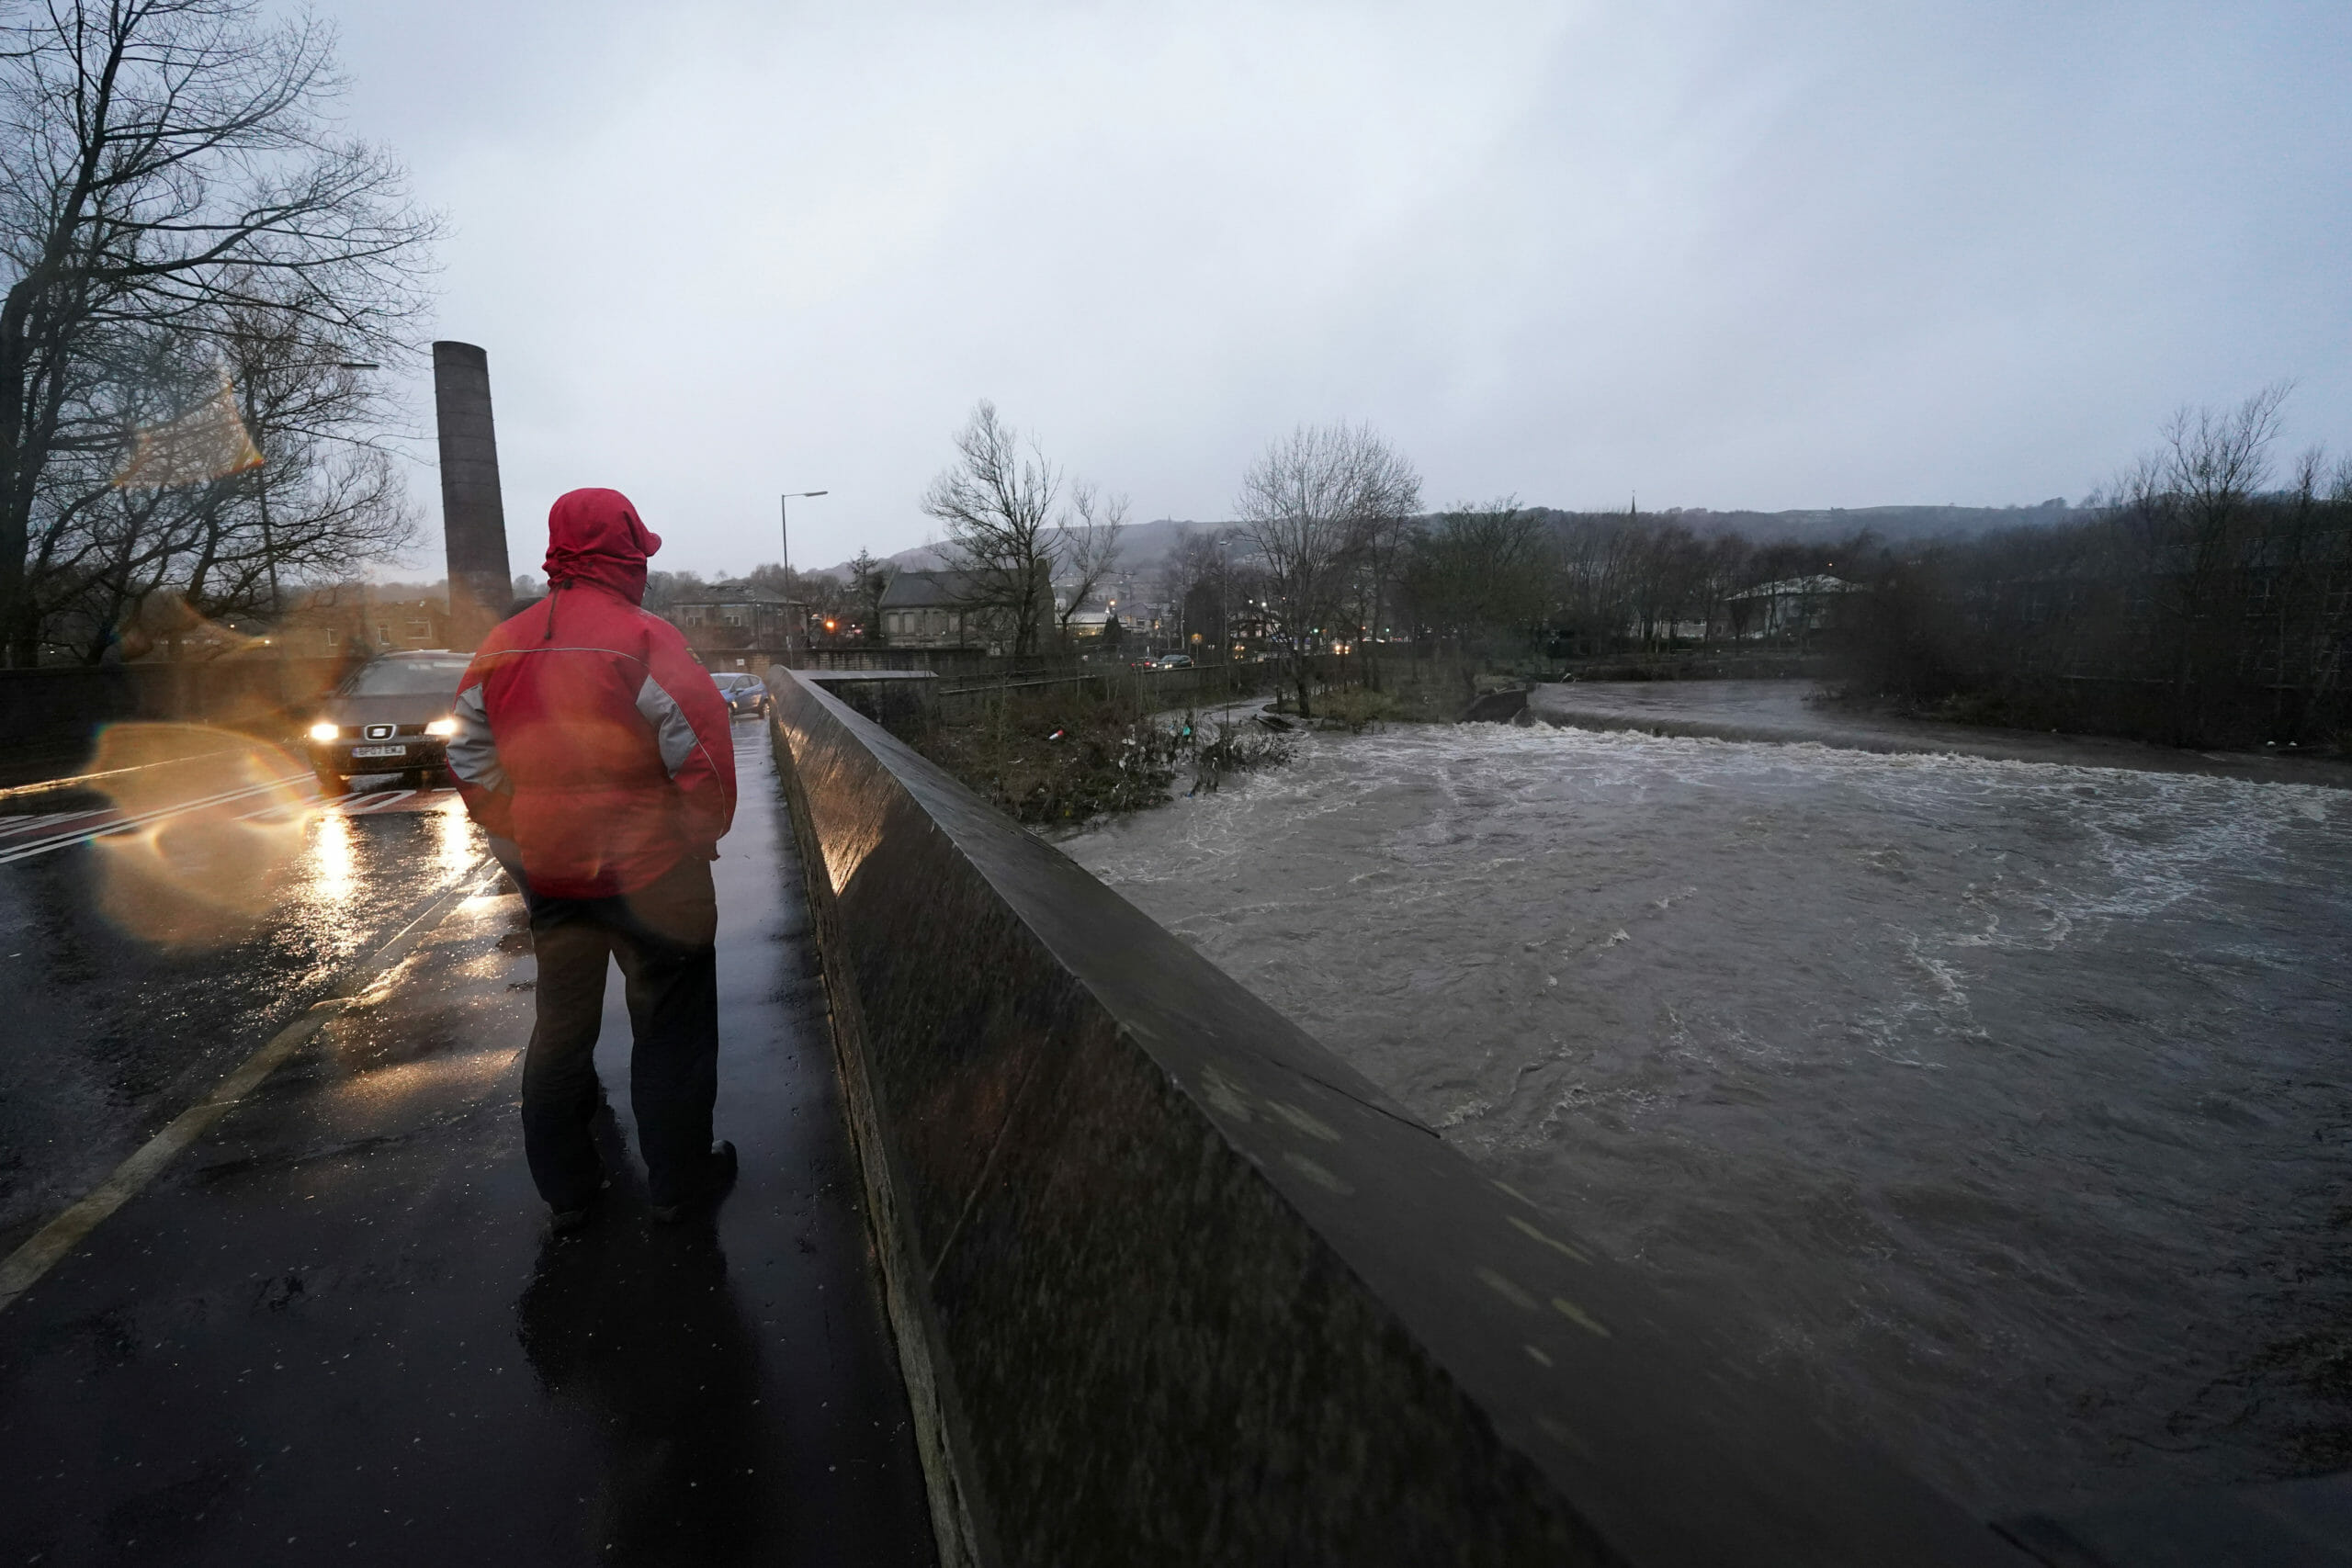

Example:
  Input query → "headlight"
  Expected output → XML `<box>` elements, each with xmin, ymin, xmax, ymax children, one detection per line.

<box><xmin>308</xmin><ymin>721</ymin><xmax>339</xmax><ymax>743</ymax></box>
<box><xmin>424</xmin><ymin>718</ymin><xmax>458</xmax><ymax>738</ymax></box>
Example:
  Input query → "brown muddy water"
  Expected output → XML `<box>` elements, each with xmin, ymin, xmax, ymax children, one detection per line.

<box><xmin>1062</xmin><ymin>720</ymin><xmax>2352</xmax><ymax>1516</ymax></box>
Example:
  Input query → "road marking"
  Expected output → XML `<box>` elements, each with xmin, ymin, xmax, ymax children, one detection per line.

<box><xmin>0</xmin><ymin>784</ymin><xmax>459</xmax><ymax>863</ymax></box>
<box><xmin>0</xmin><ymin>855</ymin><xmax>498</xmax><ymax>1315</ymax></box>
<box><xmin>337</xmin><ymin>788</ymin><xmax>420</xmax><ymax>815</ymax></box>
<box><xmin>0</xmin><ymin>775</ymin><xmax>302</xmax><ymax>866</ymax></box>
<box><xmin>0</xmin><ymin>746</ymin><xmax>261</xmax><ymax>802</ymax></box>
<box><xmin>0</xmin><ymin>810</ymin><xmax>96</xmax><ymax>841</ymax></box>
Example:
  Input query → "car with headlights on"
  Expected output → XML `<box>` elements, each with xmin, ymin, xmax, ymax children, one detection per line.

<box><xmin>710</xmin><ymin>671</ymin><xmax>771</xmax><ymax>718</ymax></box>
<box><xmin>303</xmin><ymin>649</ymin><xmax>473</xmax><ymax>795</ymax></box>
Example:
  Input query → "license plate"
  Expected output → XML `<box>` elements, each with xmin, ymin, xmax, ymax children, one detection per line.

<box><xmin>350</xmin><ymin>744</ymin><xmax>408</xmax><ymax>759</ymax></box>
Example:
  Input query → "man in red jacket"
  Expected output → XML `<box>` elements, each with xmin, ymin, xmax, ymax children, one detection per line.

<box><xmin>447</xmin><ymin>488</ymin><xmax>740</xmax><ymax>1231</ymax></box>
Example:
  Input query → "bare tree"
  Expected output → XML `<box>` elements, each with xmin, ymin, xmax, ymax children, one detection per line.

<box><xmin>1408</xmin><ymin>497</ymin><xmax>1547</xmax><ymax>662</ymax></box>
<box><xmin>1158</xmin><ymin>525</ymin><xmax>1238</xmax><ymax>656</ymax></box>
<box><xmin>1340</xmin><ymin>501</ymin><xmax>1419</xmax><ymax>691</ymax></box>
<box><xmin>36</xmin><ymin>291</ymin><xmax>416</xmax><ymax>661</ymax></box>
<box><xmin>920</xmin><ymin>400</ymin><xmax>1059</xmax><ymax>656</ymax></box>
<box><xmin>1235</xmin><ymin>422</ymin><xmax>1419</xmax><ymax>716</ymax></box>
<box><xmin>1053</xmin><ymin>480</ymin><xmax>1125</xmax><ymax>644</ymax></box>
<box><xmin>0</xmin><ymin>0</ymin><xmax>437</xmax><ymax>663</ymax></box>
<box><xmin>922</xmin><ymin>400</ymin><xmax>1133</xmax><ymax>658</ymax></box>
<box><xmin>2111</xmin><ymin>382</ymin><xmax>2291</xmax><ymax>737</ymax></box>
<box><xmin>844</xmin><ymin>547</ymin><xmax>893</xmax><ymax>643</ymax></box>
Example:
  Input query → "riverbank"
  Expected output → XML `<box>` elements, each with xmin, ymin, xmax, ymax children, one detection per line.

<box><xmin>1530</xmin><ymin>679</ymin><xmax>2352</xmax><ymax>790</ymax></box>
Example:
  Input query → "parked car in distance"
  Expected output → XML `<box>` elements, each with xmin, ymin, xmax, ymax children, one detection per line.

<box><xmin>303</xmin><ymin>649</ymin><xmax>472</xmax><ymax>795</ymax></box>
<box><xmin>710</xmin><ymin>671</ymin><xmax>771</xmax><ymax>717</ymax></box>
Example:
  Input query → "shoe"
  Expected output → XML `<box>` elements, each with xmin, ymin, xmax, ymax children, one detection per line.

<box><xmin>650</xmin><ymin>1140</ymin><xmax>739</xmax><ymax>1224</ymax></box>
<box><xmin>548</xmin><ymin>1175</ymin><xmax>612</xmax><ymax>1235</ymax></box>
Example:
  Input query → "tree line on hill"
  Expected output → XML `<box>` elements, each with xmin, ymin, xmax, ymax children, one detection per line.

<box><xmin>1841</xmin><ymin>387</ymin><xmax>2350</xmax><ymax>750</ymax></box>
<box><xmin>1145</xmin><ymin>390</ymin><xmax>2348</xmax><ymax>748</ymax></box>
<box><xmin>857</xmin><ymin>391</ymin><xmax>2349</xmax><ymax>747</ymax></box>
<box><xmin>1151</xmin><ymin>479</ymin><xmax>1869</xmax><ymax>716</ymax></box>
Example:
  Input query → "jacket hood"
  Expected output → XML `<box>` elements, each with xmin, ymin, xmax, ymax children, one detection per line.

<box><xmin>543</xmin><ymin>488</ymin><xmax>661</xmax><ymax>604</ymax></box>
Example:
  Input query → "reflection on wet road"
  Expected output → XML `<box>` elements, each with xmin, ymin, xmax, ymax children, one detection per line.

<box><xmin>1067</xmin><ymin>719</ymin><xmax>2352</xmax><ymax>1516</ymax></box>
<box><xmin>0</xmin><ymin>726</ymin><xmax>486</xmax><ymax>1255</ymax></box>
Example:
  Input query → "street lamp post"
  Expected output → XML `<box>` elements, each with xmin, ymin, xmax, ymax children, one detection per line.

<box><xmin>779</xmin><ymin>490</ymin><xmax>828</xmax><ymax>660</ymax></box>
<box><xmin>1217</xmin><ymin>535</ymin><xmax>1229</xmax><ymax>663</ymax></box>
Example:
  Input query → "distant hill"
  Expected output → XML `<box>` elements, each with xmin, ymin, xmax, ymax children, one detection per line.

<box><xmin>1617</xmin><ymin>501</ymin><xmax>2090</xmax><ymax>546</ymax></box>
<box><xmin>820</xmin><ymin>516</ymin><xmax>1207</xmax><ymax>581</ymax></box>
<box><xmin>821</xmin><ymin>502</ymin><xmax>2087</xmax><ymax>580</ymax></box>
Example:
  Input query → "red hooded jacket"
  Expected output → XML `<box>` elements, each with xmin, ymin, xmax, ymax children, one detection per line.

<box><xmin>447</xmin><ymin>489</ymin><xmax>736</xmax><ymax>899</ymax></box>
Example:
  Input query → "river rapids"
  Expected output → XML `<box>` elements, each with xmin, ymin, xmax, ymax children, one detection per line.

<box><xmin>1063</xmin><ymin>718</ymin><xmax>2352</xmax><ymax>1514</ymax></box>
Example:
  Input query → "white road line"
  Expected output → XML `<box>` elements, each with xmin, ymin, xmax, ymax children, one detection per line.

<box><xmin>0</xmin><ymin>810</ymin><xmax>93</xmax><ymax>840</ymax></box>
<box><xmin>1</xmin><ymin>783</ymin><xmax>461</xmax><ymax>858</ymax></box>
<box><xmin>337</xmin><ymin>788</ymin><xmax>418</xmax><ymax>815</ymax></box>
<box><xmin>0</xmin><ymin>856</ymin><xmax>499</xmax><ymax>1315</ymax></box>
<box><xmin>0</xmin><ymin>746</ymin><xmax>259</xmax><ymax>802</ymax></box>
<box><xmin>0</xmin><ymin>776</ymin><xmax>301</xmax><ymax>866</ymax></box>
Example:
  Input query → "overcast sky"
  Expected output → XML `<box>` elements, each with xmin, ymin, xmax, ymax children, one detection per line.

<box><xmin>312</xmin><ymin>0</ymin><xmax>2352</xmax><ymax>579</ymax></box>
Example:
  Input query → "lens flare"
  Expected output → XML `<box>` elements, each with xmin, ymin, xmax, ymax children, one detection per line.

<box><xmin>112</xmin><ymin>370</ymin><xmax>264</xmax><ymax>489</ymax></box>
<box><xmin>89</xmin><ymin>722</ymin><xmax>313</xmax><ymax>949</ymax></box>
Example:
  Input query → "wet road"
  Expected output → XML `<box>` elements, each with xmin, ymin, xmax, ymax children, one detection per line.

<box><xmin>0</xmin><ymin>723</ymin><xmax>932</xmax><ymax>1564</ymax></box>
<box><xmin>1066</xmin><ymin>715</ymin><xmax>2352</xmax><ymax>1518</ymax></box>
<box><xmin>0</xmin><ymin>734</ymin><xmax>488</xmax><ymax>1257</ymax></box>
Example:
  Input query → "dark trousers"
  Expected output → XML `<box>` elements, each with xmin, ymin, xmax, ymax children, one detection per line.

<box><xmin>521</xmin><ymin>856</ymin><xmax>719</xmax><ymax>1210</ymax></box>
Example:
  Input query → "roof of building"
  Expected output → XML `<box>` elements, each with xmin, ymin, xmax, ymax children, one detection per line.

<box><xmin>1726</xmin><ymin>574</ymin><xmax>1862</xmax><ymax>600</ymax></box>
<box><xmin>876</xmin><ymin>570</ymin><xmax>980</xmax><ymax>611</ymax></box>
<box><xmin>668</xmin><ymin>581</ymin><xmax>796</xmax><ymax>607</ymax></box>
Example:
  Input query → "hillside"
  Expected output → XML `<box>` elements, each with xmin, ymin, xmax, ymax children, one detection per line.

<box><xmin>823</xmin><ymin>502</ymin><xmax>2086</xmax><ymax>581</ymax></box>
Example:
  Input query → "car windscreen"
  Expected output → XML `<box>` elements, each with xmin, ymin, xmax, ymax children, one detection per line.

<box><xmin>344</xmin><ymin>659</ymin><xmax>469</xmax><ymax>697</ymax></box>
<box><xmin>715</xmin><ymin>674</ymin><xmax>759</xmax><ymax>690</ymax></box>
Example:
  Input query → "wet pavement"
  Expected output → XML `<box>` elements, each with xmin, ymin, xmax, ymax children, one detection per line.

<box><xmin>0</xmin><ymin>725</ymin><xmax>933</xmax><ymax>1565</ymax></box>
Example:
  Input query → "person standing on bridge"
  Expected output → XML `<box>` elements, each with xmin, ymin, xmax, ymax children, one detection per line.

<box><xmin>447</xmin><ymin>488</ymin><xmax>740</xmax><ymax>1233</ymax></box>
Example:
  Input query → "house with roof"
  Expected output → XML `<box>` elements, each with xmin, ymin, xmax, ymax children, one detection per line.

<box><xmin>662</xmin><ymin>581</ymin><xmax>804</xmax><ymax>653</ymax></box>
<box><xmin>1722</xmin><ymin>574</ymin><xmax>1863</xmax><ymax>640</ymax></box>
<box><xmin>877</xmin><ymin>570</ymin><xmax>1020</xmax><ymax>650</ymax></box>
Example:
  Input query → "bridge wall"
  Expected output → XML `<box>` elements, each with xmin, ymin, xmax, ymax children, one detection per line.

<box><xmin>764</xmin><ymin>666</ymin><xmax>2023</xmax><ymax>1568</ymax></box>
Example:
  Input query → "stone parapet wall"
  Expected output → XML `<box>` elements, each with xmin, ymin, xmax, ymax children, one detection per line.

<box><xmin>764</xmin><ymin>666</ymin><xmax>2024</xmax><ymax>1568</ymax></box>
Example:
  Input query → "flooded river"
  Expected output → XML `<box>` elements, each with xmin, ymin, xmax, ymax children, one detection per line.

<box><xmin>1063</xmin><ymin>718</ymin><xmax>2352</xmax><ymax>1515</ymax></box>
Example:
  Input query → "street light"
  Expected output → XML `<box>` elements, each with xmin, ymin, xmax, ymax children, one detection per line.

<box><xmin>779</xmin><ymin>490</ymin><xmax>828</xmax><ymax>656</ymax></box>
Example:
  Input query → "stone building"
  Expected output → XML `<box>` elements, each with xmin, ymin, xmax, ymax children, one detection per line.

<box><xmin>878</xmin><ymin>570</ymin><xmax>1004</xmax><ymax>650</ymax></box>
